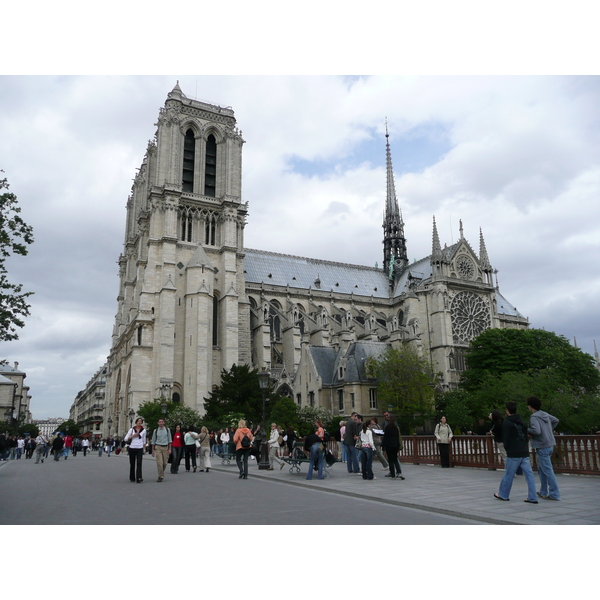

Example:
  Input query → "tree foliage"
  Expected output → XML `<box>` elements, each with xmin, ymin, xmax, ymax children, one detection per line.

<box><xmin>137</xmin><ymin>398</ymin><xmax>177</xmax><ymax>433</ymax></box>
<box><xmin>269</xmin><ymin>396</ymin><xmax>300</xmax><ymax>431</ymax></box>
<box><xmin>203</xmin><ymin>364</ymin><xmax>267</xmax><ymax>426</ymax></box>
<box><xmin>365</xmin><ymin>345</ymin><xmax>436</xmax><ymax>428</ymax></box>
<box><xmin>462</xmin><ymin>328</ymin><xmax>600</xmax><ymax>393</ymax></box>
<box><xmin>0</xmin><ymin>174</ymin><xmax>34</xmax><ymax>342</ymax></box>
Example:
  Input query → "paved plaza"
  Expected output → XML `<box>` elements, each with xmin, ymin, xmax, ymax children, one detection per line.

<box><xmin>1</xmin><ymin>452</ymin><xmax>598</xmax><ymax>525</ymax></box>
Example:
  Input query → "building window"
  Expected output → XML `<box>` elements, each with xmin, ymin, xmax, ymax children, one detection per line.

<box><xmin>181</xmin><ymin>214</ymin><xmax>193</xmax><ymax>242</ymax></box>
<box><xmin>369</xmin><ymin>388</ymin><xmax>377</xmax><ymax>410</ymax></box>
<box><xmin>204</xmin><ymin>134</ymin><xmax>217</xmax><ymax>197</ymax></box>
<box><xmin>205</xmin><ymin>214</ymin><xmax>216</xmax><ymax>246</ymax></box>
<box><xmin>338</xmin><ymin>389</ymin><xmax>344</xmax><ymax>412</ymax></box>
<box><xmin>350</xmin><ymin>392</ymin><xmax>355</xmax><ymax>409</ymax></box>
<box><xmin>182</xmin><ymin>129</ymin><xmax>195</xmax><ymax>192</ymax></box>
<box><xmin>296</xmin><ymin>394</ymin><xmax>301</xmax><ymax>405</ymax></box>
<box><xmin>309</xmin><ymin>391</ymin><xmax>315</xmax><ymax>407</ymax></box>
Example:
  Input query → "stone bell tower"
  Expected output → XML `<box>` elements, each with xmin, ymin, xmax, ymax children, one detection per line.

<box><xmin>106</xmin><ymin>83</ymin><xmax>248</xmax><ymax>425</ymax></box>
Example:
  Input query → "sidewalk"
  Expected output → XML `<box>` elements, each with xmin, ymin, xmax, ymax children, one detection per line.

<box><xmin>207</xmin><ymin>455</ymin><xmax>600</xmax><ymax>525</ymax></box>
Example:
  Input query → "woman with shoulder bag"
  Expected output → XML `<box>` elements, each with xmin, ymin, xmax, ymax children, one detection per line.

<box><xmin>124</xmin><ymin>417</ymin><xmax>147</xmax><ymax>483</ymax></box>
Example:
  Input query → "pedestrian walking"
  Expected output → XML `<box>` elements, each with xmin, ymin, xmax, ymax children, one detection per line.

<box><xmin>494</xmin><ymin>402</ymin><xmax>538</xmax><ymax>503</ymax></box>
<box><xmin>81</xmin><ymin>437</ymin><xmax>90</xmax><ymax>456</ymax></box>
<box><xmin>170</xmin><ymin>424</ymin><xmax>184</xmax><ymax>474</ymax></box>
<box><xmin>34</xmin><ymin>433</ymin><xmax>47</xmax><ymax>464</ymax></box>
<box><xmin>151</xmin><ymin>418</ymin><xmax>172</xmax><ymax>482</ymax></box>
<box><xmin>52</xmin><ymin>434</ymin><xmax>64</xmax><ymax>461</ymax></box>
<box><xmin>268</xmin><ymin>423</ymin><xmax>285</xmax><ymax>470</ymax></box>
<box><xmin>184</xmin><ymin>428</ymin><xmax>198</xmax><ymax>472</ymax></box>
<box><xmin>233</xmin><ymin>419</ymin><xmax>253</xmax><ymax>479</ymax></box>
<box><xmin>527</xmin><ymin>396</ymin><xmax>561</xmax><ymax>501</ymax></box>
<box><xmin>124</xmin><ymin>417</ymin><xmax>146</xmax><ymax>483</ymax></box>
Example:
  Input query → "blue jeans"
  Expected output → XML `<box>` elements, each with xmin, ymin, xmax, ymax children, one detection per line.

<box><xmin>345</xmin><ymin>444</ymin><xmax>359</xmax><ymax>473</ymax></box>
<box><xmin>498</xmin><ymin>456</ymin><xmax>537</xmax><ymax>501</ymax></box>
<box><xmin>535</xmin><ymin>446</ymin><xmax>560</xmax><ymax>499</ymax></box>
<box><xmin>359</xmin><ymin>447</ymin><xmax>374</xmax><ymax>479</ymax></box>
<box><xmin>306</xmin><ymin>442</ymin><xmax>324</xmax><ymax>480</ymax></box>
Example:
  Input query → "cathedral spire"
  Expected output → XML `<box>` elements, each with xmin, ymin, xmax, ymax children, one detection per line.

<box><xmin>432</xmin><ymin>216</ymin><xmax>442</xmax><ymax>261</ymax></box>
<box><xmin>479</xmin><ymin>227</ymin><xmax>492</xmax><ymax>270</ymax></box>
<box><xmin>382</xmin><ymin>123</ymin><xmax>408</xmax><ymax>281</ymax></box>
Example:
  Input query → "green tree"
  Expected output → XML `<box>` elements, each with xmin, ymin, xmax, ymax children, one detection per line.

<box><xmin>462</xmin><ymin>328</ymin><xmax>600</xmax><ymax>393</ymax></box>
<box><xmin>164</xmin><ymin>404</ymin><xmax>203</xmax><ymax>431</ymax></box>
<box><xmin>0</xmin><ymin>173</ymin><xmax>34</xmax><ymax>342</ymax></box>
<box><xmin>365</xmin><ymin>345</ymin><xmax>436</xmax><ymax>428</ymax></box>
<box><xmin>203</xmin><ymin>364</ymin><xmax>265</xmax><ymax>425</ymax></box>
<box><xmin>137</xmin><ymin>398</ymin><xmax>176</xmax><ymax>433</ymax></box>
<box><xmin>435</xmin><ymin>389</ymin><xmax>474</xmax><ymax>434</ymax></box>
<box><xmin>268</xmin><ymin>396</ymin><xmax>299</xmax><ymax>431</ymax></box>
<box><xmin>468</xmin><ymin>370</ymin><xmax>600</xmax><ymax>434</ymax></box>
<box><xmin>55</xmin><ymin>419</ymin><xmax>80</xmax><ymax>436</ymax></box>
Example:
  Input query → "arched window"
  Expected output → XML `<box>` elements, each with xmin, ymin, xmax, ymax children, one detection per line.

<box><xmin>182</xmin><ymin>129</ymin><xmax>195</xmax><ymax>192</ymax></box>
<box><xmin>204</xmin><ymin>134</ymin><xmax>217</xmax><ymax>197</ymax></box>
<box><xmin>181</xmin><ymin>214</ymin><xmax>192</xmax><ymax>242</ymax></box>
<box><xmin>205</xmin><ymin>214</ymin><xmax>216</xmax><ymax>246</ymax></box>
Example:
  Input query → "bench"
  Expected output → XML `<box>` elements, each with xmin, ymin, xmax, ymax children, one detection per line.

<box><xmin>281</xmin><ymin>442</ymin><xmax>337</xmax><ymax>476</ymax></box>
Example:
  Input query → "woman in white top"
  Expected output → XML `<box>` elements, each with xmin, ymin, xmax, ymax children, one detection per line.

<box><xmin>124</xmin><ymin>417</ymin><xmax>147</xmax><ymax>483</ymax></box>
<box><xmin>358</xmin><ymin>419</ymin><xmax>376</xmax><ymax>480</ymax></box>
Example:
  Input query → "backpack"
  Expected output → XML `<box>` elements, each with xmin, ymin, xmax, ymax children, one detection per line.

<box><xmin>241</xmin><ymin>433</ymin><xmax>251</xmax><ymax>448</ymax></box>
<box><xmin>322</xmin><ymin>429</ymin><xmax>331</xmax><ymax>444</ymax></box>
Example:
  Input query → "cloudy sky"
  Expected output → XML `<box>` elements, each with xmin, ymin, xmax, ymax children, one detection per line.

<box><xmin>1</xmin><ymin>74</ymin><xmax>598</xmax><ymax>419</ymax></box>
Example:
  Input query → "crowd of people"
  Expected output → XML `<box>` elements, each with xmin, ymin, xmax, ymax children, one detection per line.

<box><xmin>1</xmin><ymin>395</ymin><xmax>562</xmax><ymax>505</ymax></box>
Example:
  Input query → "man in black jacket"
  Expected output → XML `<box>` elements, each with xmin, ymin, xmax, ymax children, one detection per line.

<box><xmin>494</xmin><ymin>402</ymin><xmax>538</xmax><ymax>503</ymax></box>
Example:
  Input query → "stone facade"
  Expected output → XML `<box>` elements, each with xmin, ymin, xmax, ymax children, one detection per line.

<box><xmin>101</xmin><ymin>84</ymin><xmax>529</xmax><ymax>434</ymax></box>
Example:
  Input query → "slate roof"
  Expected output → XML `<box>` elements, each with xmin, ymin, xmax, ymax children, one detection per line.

<box><xmin>244</xmin><ymin>249</ymin><xmax>523</xmax><ymax>318</ymax></box>
<box><xmin>308</xmin><ymin>346</ymin><xmax>338</xmax><ymax>385</ymax></box>
<box><xmin>244</xmin><ymin>249</ymin><xmax>390</xmax><ymax>298</ymax></box>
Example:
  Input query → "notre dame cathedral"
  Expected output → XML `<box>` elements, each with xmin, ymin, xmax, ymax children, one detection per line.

<box><xmin>103</xmin><ymin>82</ymin><xmax>528</xmax><ymax>434</ymax></box>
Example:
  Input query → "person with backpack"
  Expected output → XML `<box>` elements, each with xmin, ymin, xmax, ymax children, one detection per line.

<box><xmin>494</xmin><ymin>401</ymin><xmax>538</xmax><ymax>503</ymax></box>
<box><xmin>233</xmin><ymin>419</ymin><xmax>254</xmax><ymax>479</ymax></box>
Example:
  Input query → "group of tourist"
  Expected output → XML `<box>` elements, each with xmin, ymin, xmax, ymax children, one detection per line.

<box><xmin>337</xmin><ymin>411</ymin><xmax>406</xmax><ymax>481</ymax></box>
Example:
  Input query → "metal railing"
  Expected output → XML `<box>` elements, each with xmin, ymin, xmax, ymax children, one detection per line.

<box><xmin>397</xmin><ymin>435</ymin><xmax>600</xmax><ymax>475</ymax></box>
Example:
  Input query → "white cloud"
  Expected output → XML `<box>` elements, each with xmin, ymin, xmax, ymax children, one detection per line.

<box><xmin>1</xmin><ymin>75</ymin><xmax>599</xmax><ymax>418</ymax></box>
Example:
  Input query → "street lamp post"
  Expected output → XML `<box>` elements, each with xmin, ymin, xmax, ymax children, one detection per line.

<box><xmin>128</xmin><ymin>408</ymin><xmax>135</xmax><ymax>429</ymax></box>
<box><xmin>257</xmin><ymin>370</ymin><xmax>271</xmax><ymax>470</ymax></box>
<box><xmin>107</xmin><ymin>417</ymin><xmax>113</xmax><ymax>440</ymax></box>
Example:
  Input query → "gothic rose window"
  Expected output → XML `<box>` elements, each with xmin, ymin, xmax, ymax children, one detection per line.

<box><xmin>456</xmin><ymin>256</ymin><xmax>475</xmax><ymax>280</ymax></box>
<box><xmin>451</xmin><ymin>291</ymin><xmax>490</xmax><ymax>344</ymax></box>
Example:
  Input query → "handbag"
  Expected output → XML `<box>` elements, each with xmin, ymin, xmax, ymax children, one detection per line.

<box><xmin>355</xmin><ymin>436</ymin><xmax>362</xmax><ymax>449</ymax></box>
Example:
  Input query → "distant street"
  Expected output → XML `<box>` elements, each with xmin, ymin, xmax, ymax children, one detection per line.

<box><xmin>0</xmin><ymin>452</ymin><xmax>475</xmax><ymax>525</ymax></box>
